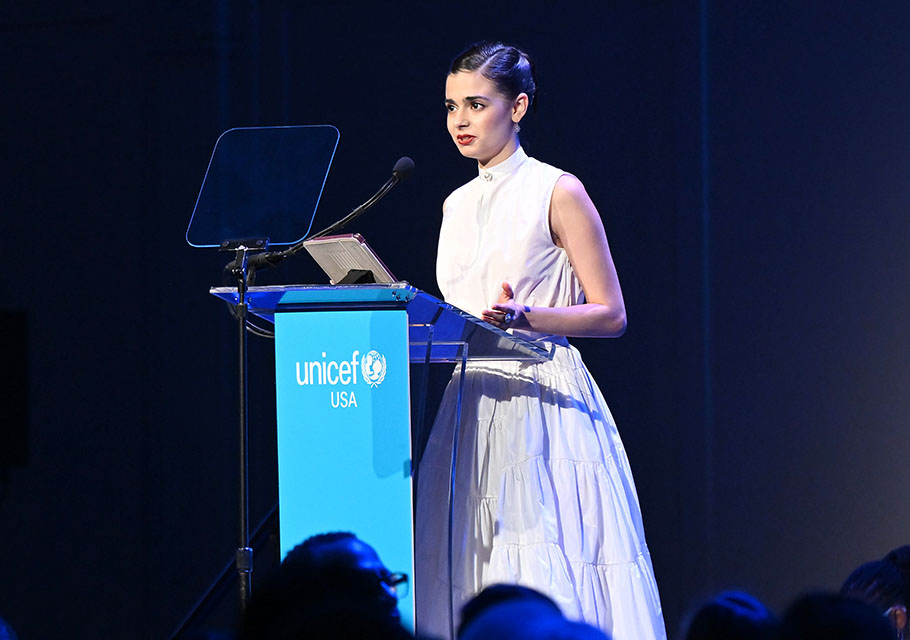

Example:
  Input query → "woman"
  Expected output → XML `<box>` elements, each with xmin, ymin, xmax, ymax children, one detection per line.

<box><xmin>415</xmin><ymin>42</ymin><xmax>666</xmax><ymax>640</ymax></box>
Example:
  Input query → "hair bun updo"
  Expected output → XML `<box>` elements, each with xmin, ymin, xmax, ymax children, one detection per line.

<box><xmin>449</xmin><ymin>41</ymin><xmax>538</xmax><ymax>110</ymax></box>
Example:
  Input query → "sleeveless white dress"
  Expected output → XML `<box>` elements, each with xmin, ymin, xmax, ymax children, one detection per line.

<box><xmin>415</xmin><ymin>147</ymin><xmax>666</xmax><ymax>640</ymax></box>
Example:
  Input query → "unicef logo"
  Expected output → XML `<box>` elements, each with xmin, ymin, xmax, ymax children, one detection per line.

<box><xmin>360</xmin><ymin>350</ymin><xmax>387</xmax><ymax>387</ymax></box>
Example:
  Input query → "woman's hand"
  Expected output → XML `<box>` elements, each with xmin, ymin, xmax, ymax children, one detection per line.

<box><xmin>482</xmin><ymin>282</ymin><xmax>528</xmax><ymax>330</ymax></box>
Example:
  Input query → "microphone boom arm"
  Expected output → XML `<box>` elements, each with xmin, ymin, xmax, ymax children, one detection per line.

<box><xmin>307</xmin><ymin>174</ymin><xmax>398</xmax><ymax>240</ymax></box>
<box><xmin>224</xmin><ymin>156</ymin><xmax>413</xmax><ymax>277</ymax></box>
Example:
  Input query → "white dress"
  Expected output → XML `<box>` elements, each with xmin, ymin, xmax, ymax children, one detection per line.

<box><xmin>415</xmin><ymin>147</ymin><xmax>666</xmax><ymax>640</ymax></box>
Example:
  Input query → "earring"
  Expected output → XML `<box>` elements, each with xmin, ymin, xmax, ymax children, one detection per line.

<box><xmin>513</xmin><ymin>122</ymin><xmax>521</xmax><ymax>133</ymax></box>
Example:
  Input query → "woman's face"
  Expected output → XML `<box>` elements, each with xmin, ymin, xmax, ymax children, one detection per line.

<box><xmin>445</xmin><ymin>70</ymin><xmax>526</xmax><ymax>168</ymax></box>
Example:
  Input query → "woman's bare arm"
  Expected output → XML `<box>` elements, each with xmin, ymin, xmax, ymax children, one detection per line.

<box><xmin>484</xmin><ymin>174</ymin><xmax>626</xmax><ymax>338</ymax></box>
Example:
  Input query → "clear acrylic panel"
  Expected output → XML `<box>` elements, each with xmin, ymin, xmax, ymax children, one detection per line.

<box><xmin>186</xmin><ymin>125</ymin><xmax>340</xmax><ymax>248</ymax></box>
<box><xmin>209</xmin><ymin>284</ymin><xmax>553</xmax><ymax>363</ymax></box>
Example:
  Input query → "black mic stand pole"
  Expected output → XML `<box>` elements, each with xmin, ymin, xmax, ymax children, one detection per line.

<box><xmin>235</xmin><ymin>250</ymin><xmax>253</xmax><ymax>613</ymax></box>
<box><xmin>221</xmin><ymin>238</ymin><xmax>268</xmax><ymax>614</ymax></box>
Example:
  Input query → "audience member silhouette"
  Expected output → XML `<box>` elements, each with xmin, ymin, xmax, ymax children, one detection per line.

<box><xmin>457</xmin><ymin>584</ymin><xmax>563</xmax><ymax>637</ymax></box>
<box><xmin>235</xmin><ymin>535</ymin><xmax>910</xmax><ymax>639</ymax></box>
<box><xmin>457</xmin><ymin>584</ymin><xmax>610</xmax><ymax>640</ymax></box>
<box><xmin>683</xmin><ymin>590</ymin><xmax>777</xmax><ymax>640</ymax></box>
<box><xmin>841</xmin><ymin>558</ymin><xmax>909</xmax><ymax>639</ymax></box>
<box><xmin>239</xmin><ymin>531</ymin><xmax>412</xmax><ymax>640</ymax></box>
<box><xmin>775</xmin><ymin>592</ymin><xmax>892</xmax><ymax>640</ymax></box>
<box><xmin>0</xmin><ymin>617</ymin><xmax>18</xmax><ymax>640</ymax></box>
<box><xmin>886</xmin><ymin>545</ymin><xmax>910</xmax><ymax>609</ymax></box>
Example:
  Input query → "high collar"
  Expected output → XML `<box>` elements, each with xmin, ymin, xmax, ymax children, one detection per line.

<box><xmin>477</xmin><ymin>146</ymin><xmax>527</xmax><ymax>182</ymax></box>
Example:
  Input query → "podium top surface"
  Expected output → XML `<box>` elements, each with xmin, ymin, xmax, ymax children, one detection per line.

<box><xmin>211</xmin><ymin>283</ymin><xmax>553</xmax><ymax>363</ymax></box>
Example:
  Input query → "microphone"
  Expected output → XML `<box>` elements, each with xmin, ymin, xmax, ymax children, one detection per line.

<box><xmin>392</xmin><ymin>156</ymin><xmax>415</xmax><ymax>182</ymax></box>
<box><xmin>224</xmin><ymin>157</ymin><xmax>415</xmax><ymax>276</ymax></box>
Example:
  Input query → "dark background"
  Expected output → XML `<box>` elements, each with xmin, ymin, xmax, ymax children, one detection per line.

<box><xmin>2</xmin><ymin>1</ymin><xmax>909</xmax><ymax>638</ymax></box>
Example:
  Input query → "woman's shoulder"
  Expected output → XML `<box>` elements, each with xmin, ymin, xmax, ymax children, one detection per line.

<box><xmin>525</xmin><ymin>153</ymin><xmax>563</xmax><ymax>171</ymax></box>
<box><xmin>551</xmin><ymin>173</ymin><xmax>587</xmax><ymax>200</ymax></box>
<box><xmin>524</xmin><ymin>154</ymin><xmax>570</xmax><ymax>184</ymax></box>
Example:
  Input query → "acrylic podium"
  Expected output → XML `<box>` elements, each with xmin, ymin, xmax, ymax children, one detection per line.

<box><xmin>210</xmin><ymin>282</ymin><xmax>551</xmax><ymax>630</ymax></box>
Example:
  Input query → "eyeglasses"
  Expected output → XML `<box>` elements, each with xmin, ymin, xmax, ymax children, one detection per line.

<box><xmin>380</xmin><ymin>571</ymin><xmax>410</xmax><ymax>599</ymax></box>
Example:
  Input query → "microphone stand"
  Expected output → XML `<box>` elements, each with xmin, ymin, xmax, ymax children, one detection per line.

<box><xmin>217</xmin><ymin>157</ymin><xmax>413</xmax><ymax>614</ymax></box>
<box><xmin>223</xmin><ymin>156</ymin><xmax>413</xmax><ymax>284</ymax></box>
<box><xmin>224</xmin><ymin>174</ymin><xmax>402</xmax><ymax>284</ymax></box>
<box><xmin>306</xmin><ymin>173</ymin><xmax>398</xmax><ymax>239</ymax></box>
<box><xmin>220</xmin><ymin>239</ymin><xmax>268</xmax><ymax>613</ymax></box>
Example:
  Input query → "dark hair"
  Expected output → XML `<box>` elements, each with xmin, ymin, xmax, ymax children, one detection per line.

<box><xmin>240</xmin><ymin>532</ymin><xmax>408</xmax><ymax>639</ymax></box>
<box><xmin>885</xmin><ymin>545</ymin><xmax>910</xmax><ymax>606</ymax></box>
<box><xmin>683</xmin><ymin>591</ymin><xmax>776</xmax><ymax>640</ymax></box>
<box><xmin>776</xmin><ymin>593</ymin><xmax>892</xmax><ymax>640</ymax></box>
<box><xmin>458</xmin><ymin>584</ymin><xmax>561</xmax><ymax>636</ymax></box>
<box><xmin>450</xmin><ymin>41</ymin><xmax>538</xmax><ymax>109</ymax></box>
<box><xmin>840</xmin><ymin>559</ymin><xmax>908</xmax><ymax>610</ymax></box>
<box><xmin>283</xmin><ymin>530</ymin><xmax>357</xmax><ymax>569</ymax></box>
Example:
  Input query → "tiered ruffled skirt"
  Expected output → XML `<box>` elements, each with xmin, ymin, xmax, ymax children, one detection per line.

<box><xmin>415</xmin><ymin>343</ymin><xmax>666</xmax><ymax>640</ymax></box>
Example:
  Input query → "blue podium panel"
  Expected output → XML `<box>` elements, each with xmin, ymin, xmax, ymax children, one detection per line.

<box><xmin>274</xmin><ymin>309</ymin><xmax>414</xmax><ymax>628</ymax></box>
